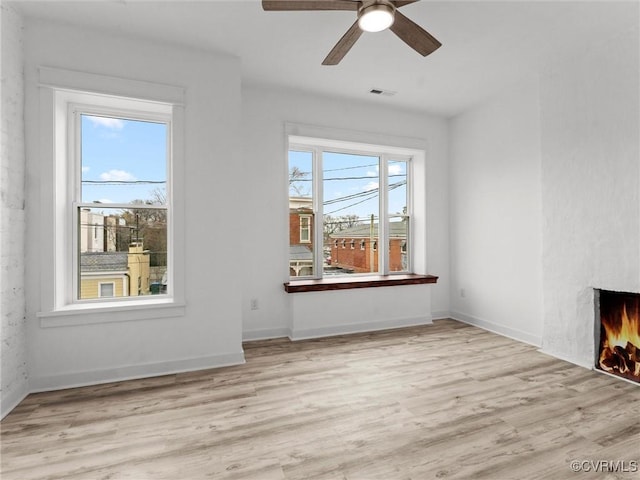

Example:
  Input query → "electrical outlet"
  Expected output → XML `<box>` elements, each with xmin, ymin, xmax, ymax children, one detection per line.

<box><xmin>250</xmin><ymin>298</ymin><xmax>259</xmax><ymax>310</ymax></box>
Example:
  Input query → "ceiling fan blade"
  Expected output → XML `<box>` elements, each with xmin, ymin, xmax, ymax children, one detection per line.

<box><xmin>389</xmin><ymin>10</ymin><xmax>441</xmax><ymax>56</ymax></box>
<box><xmin>262</xmin><ymin>0</ymin><xmax>358</xmax><ymax>11</ymax></box>
<box><xmin>392</xmin><ymin>1</ymin><xmax>419</xmax><ymax>7</ymax></box>
<box><xmin>322</xmin><ymin>21</ymin><xmax>363</xmax><ymax>65</ymax></box>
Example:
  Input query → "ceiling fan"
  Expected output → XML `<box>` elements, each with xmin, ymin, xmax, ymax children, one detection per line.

<box><xmin>261</xmin><ymin>0</ymin><xmax>441</xmax><ymax>65</ymax></box>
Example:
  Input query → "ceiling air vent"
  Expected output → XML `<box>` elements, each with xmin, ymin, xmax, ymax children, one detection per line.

<box><xmin>369</xmin><ymin>88</ymin><xmax>397</xmax><ymax>97</ymax></box>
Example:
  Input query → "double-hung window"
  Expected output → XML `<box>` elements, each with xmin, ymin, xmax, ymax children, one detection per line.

<box><xmin>73</xmin><ymin>107</ymin><xmax>170</xmax><ymax>301</ymax></box>
<box><xmin>37</xmin><ymin>67</ymin><xmax>185</xmax><ymax>323</ymax></box>
<box><xmin>288</xmin><ymin>136</ymin><xmax>414</xmax><ymax>279</ymax></box>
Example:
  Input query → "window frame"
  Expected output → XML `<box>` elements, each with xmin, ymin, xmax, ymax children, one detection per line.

<box><xmin>36</xmin><ymin>67</ymin><xmax>186</xmax><ymax>326</ymax></box>
<box><xmin>70</xmin><ymin>103</ymin><xmax>172</xmax><ymax>304</ymax></box>
<box><xmin>288</xmin><ymin>136</ymin><xmax>417</xmax><ymax>280</ymax></box>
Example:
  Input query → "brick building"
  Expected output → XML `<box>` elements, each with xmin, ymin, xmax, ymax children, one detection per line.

<box><xmin>289</xmin><ymin>197</ymin><xmax>314</xmax><ymax>277</ymax></box>
<box><xmin>330</xmin><ymin>222</ymin><xmax>407</xmax><ymax>274</ymax></box>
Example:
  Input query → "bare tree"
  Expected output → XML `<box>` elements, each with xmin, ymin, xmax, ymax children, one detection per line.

<box><xmin>289</xmin><ymin>166</ymin><xmax>310</xmax><ymax>196</ymax></box>
<box><xmin>119</xmin><ymin>188</ymin><xmax>168</xmax><ymax>266</ymax></box>
<box><xmin>323</xmin><ymin>214</ymin><xmax>360</xmax><ymax>242</ymax></box>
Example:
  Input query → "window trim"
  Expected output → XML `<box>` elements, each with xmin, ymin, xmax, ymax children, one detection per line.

<box><xmin>36</xmin><ymin>67</ymin><xmax>186</xmax><ymax>326</ymax></box>
<box><xmin>288</xmin><ymin>135</ymin><xmax>420</xmax><ymax>280</ymax></box>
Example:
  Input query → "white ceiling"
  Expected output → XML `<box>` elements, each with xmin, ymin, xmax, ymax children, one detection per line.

<box><xmin>12</xmin><ymin>0</ymin><xmax>638</xmax><ymax>117</ymax></box>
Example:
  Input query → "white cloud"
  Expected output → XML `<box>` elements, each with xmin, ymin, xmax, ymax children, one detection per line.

<box><xmin>81</xmin><ymin>166</ymin><xmax>90</xmax><ymax>173</ymax></box>
<box><xmin>100</xmin><ymin>169</ymin><xmax>137</xmax><ymax>182</ymax></box>
<box><xmin>363</xmin><ymin>181</ymin><xmax>379</xmax><ymax>192</ymax></box>
<box><xmin>86</xmin><ymin>116</ymin><xmax>124</xmax><ymax>130</ymax></box>
<box><xmin>388</xmin><ymin>164</ymin><xmax>404</xmax><ymax>176</ymax></box>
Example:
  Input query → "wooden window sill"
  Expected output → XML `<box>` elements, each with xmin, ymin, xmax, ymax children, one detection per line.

<box><xmin>284</xmin><ymin>274</ymin><xmax>438</xmax><ymax>293</ymax></box>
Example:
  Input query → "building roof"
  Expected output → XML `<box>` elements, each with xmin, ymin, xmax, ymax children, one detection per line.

<box><xmin>289</xmin><ymin>197</ymin><xmax>313</xmax><ymax>211</ymax></box>
<box><xmin>80</xmin><ymin>252</ymin><xmax>128</xmax><ymax>272</ymax></box>
<box><xmin>329</xmin><ymin>222</ymin><xmax>407</xmax><ymax>239</ymax></box>
<box><xmin>289</xmin><ymin>245</ymin><xmax>313</xmax><ymax>261</ymax></box>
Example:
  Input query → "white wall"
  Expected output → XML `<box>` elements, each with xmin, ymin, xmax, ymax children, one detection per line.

<box><xmin>1</xmin><ymin>2</ymin><xmax>29</xmax><ymax>418</ymax></box>
<box><xmin>241</xmin><ymin>85</ymin><xmax>450</xmax><ymax>339</ymax></box>
<box><xmin>539</xmin><ymin>20</ymin><xmax>640</xmax><ymax>367</ymax></box>
<box><xmin>449</xmin><ymin>79</ymin><xmax>543</xmax><ymax>346</ymax></box>
<box><xmin>23</xmin><ymin>19</ymin><xmax>245</xmax><ymax>391</ymax></box>
<box><xmin>289</xmin><ymin>285</ymin><xmax>433</xmax><ymax>340</ymax></box>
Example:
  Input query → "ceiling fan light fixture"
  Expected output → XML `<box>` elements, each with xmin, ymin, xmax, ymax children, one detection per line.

<box><xmin>358</xmin><ymin>3</ymin><xmax>395</xmax><ymax>33</ymax></box>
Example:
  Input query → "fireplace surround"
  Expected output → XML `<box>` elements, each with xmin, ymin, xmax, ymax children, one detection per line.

<box><xmin>595</xmin><ymin>289</ymin><xmax>640</xmax><ymax>384</ymax></box>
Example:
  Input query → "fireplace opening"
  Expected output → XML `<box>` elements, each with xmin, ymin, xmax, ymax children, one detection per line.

<box><xmin>595</xmin><ymin>290</ymin><xmax>640</xmax><ymax>384</ymax></box>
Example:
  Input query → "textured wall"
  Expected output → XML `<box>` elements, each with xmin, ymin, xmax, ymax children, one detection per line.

<box><xmin>449</xmin><ymin>78</ymin><xmax>543</xmax><ymax>346</ymax></box>
<box><xmin>540</xmin><ymin>19</ymin><xmax>640</xmax><ymax>367</ymax></box>
<box><xmin>1</xmin><ymin>2</ymin><xmax>28</xmax><ymax>418</ymax></box>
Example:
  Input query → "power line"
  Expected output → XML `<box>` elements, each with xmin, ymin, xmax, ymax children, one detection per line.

<box><xmin>325</xmin><ymin>193</ymin><xmax>379</xmax><ymax>215</ymax></box>
<box><xmin>83</xmin><ymin>180</ymin><xmax>166</xmax><ymax>184</ymax></box>
<box><xmin>323</xmin><ymin>163</ymin><xmax>378</xmax><ymax>172</ymax></box>
<box><xmin>323</xmin><ymin>181</ymin><xmax>406</xmax><ymax>215</ymax></box>
<box><xmin>290</xmin><ymin>163</ymin><xmax>379</xmax><ymax>177</ymax></box>
<box><xmin>323</xmin><ymin>180</ymin><xmax>406</xmax><ymax>205</ymax></box>
<box><xmin>292</xmin><ymin>174</ymin><xmax>405</xmax><ymax>182</ymax></box>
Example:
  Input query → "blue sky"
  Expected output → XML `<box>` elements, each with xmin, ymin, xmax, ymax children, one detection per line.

<box><xmin>81</xmin><ymin>115</ymin><xmax>167</xmax><ymax>205</ymax></box>
<box><xmin>289</xmin><ymin>150</ymin><xmax>407</xmax><ymax>221</ymax></box>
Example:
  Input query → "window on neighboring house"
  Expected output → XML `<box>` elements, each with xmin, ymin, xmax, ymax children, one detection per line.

<box><xmin>99</xmin><ymin>282</ymin><xmax>115</xmax><ymax>298</ymax></box>
<box><xmin>350</xmin><ymin>239</ymin><xmax>355</xmax><ymax>249</ymax></box>
<box><xmin>288</xmin><ymin>136</ymin><xmax>413</xmax><ymax>278</ymax></box>
<box><xmin>299</xmin><ymin>215</ymin><xmax>311</xmax><ymax>243</ymax></box>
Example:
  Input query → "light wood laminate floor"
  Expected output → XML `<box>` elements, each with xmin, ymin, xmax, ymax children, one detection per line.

<box><xmin>2</xmin><ymin>319</ymin><xmax>639</xmax><ymax>480</ymax></box>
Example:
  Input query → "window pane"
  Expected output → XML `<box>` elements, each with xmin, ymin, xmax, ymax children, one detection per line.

<box><xmin>324</xmin><ymin>152</ymin><xmax>379</xmax><ymax>275</ymax></box>
<box><xmin>78</xmin><ymin>206</ymin><xmax>167</xmax><ymax>299</ymax></box>
<box><xmin>99</xmin><ymin>283</ymin><xmax>115</xmax><ymax>297</ymax></box>
<box><xmin>289</xmin><ymin>151</ymin><xmax>314</xmax><ymax>277</ymax></box>
<box><xmin>81</xmin><ymin>115</ymin><xmax>167</xmax><ymax>205</ymax></box>
<box><xmin>388</xmin><ymin>160</ymin><xmax>409</xmax><ymax>272</ymax></box>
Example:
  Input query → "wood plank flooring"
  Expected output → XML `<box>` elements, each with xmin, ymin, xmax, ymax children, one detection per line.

<box><xmin>2</xmin><ymin>319</ymin><xmax>639</xmax><ymax>480</ymax></box>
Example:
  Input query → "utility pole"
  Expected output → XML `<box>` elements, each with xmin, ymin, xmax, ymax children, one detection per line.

<box><xmin>370</xmin><ymin>213</ymin><xmax>375</xmax><ymax>273</ymax></box>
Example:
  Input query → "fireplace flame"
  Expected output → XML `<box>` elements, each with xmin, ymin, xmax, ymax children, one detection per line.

<box><xmin>598</xmin><ymin>302</ymin><xmax>640</xmax><ymax>381</ymax></box>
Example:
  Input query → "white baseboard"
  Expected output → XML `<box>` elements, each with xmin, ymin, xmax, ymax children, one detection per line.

<box><xmin>291</xmin><ymin>316</ymin><xmax>433</xmax><ymax>341</ymax></box>
<box><xmin>243</xmin><ymin>327</ymin><xmax>292</xmax><ymax>342</ymax></box>
<box><xmin>537</xmin><ymin>349</ymin><xmax>594</xmax><ymax>370</ymax></box>
<box><xmin>431</xmin><ymin>310</ymin><xmax>451</xmax><ymax>320</ymax></box>
<box><xmin>29</xmin><ymin>351</ymin><xmax>246</xmax><ymax>394</ymax></box>
<box><xmin>450</xmin><ymin>311</ymin><xmax>542</xmax><ymax>347</ymax></box>
<box><xmin>1</xmin><ymin>385</ymin><xmax>29</xmax><ymax>420</ymax></box>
